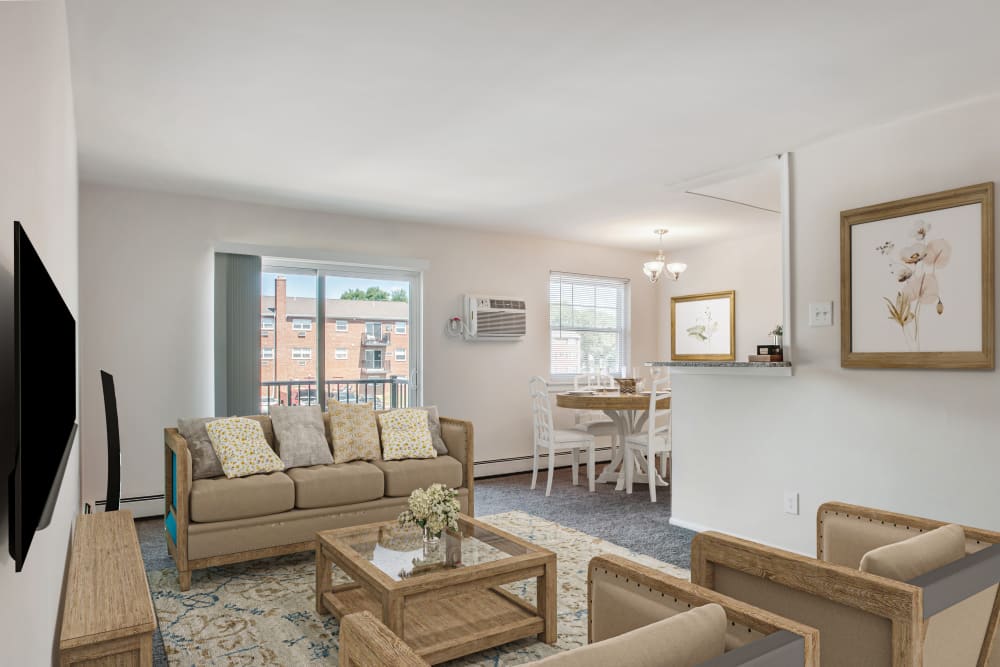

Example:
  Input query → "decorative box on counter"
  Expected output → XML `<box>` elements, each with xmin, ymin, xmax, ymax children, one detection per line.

<box><xmin>750</xmin><ymin>344</ymin><xmax>783</xmax><ymax>362</ymax></box>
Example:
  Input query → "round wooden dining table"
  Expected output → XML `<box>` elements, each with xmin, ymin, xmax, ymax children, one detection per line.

<box><xmin>555</xmin><ymin>391</ymin><xmax>671</xmax><ymax>490</ymax></box>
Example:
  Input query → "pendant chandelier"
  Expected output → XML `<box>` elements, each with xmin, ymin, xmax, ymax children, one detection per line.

<box><xmin>643</xmin><ymin>229</ymin><xmax>686</xmax><ymax>283</ymax></box>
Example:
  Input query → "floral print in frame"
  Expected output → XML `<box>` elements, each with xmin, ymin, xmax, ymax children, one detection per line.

<box><xmin>841</xmin><ymin>182</ymin><xmax>994</xmax><ymax>368</ymax></box>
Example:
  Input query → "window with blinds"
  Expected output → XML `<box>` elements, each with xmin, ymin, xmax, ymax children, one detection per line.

<box><xmin>549</xmin><ymin>272</ymin><xmax>629</xmax><ymax>379</ymax></box>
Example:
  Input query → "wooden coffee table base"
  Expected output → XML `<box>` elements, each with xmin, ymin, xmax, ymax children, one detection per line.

<box><xmin>315</xmin><ymin>515</ymin><xmax>557</xmax><ymax>665</ymax></box>
<box><xmin>321</xmin><ymin>585</ymin><xmax>545</xmax><ymax>665</ymax></box>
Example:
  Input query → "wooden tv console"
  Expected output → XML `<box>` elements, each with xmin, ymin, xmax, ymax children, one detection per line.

<box><xmin>59</xmin><ymin>510</ymin><xmax>156</xmax><ymax>667</ymax></box>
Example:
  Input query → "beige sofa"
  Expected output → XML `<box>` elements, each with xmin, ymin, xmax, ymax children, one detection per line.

<box><xmin>164</xmin><ymin>413</ymin><xmax>474</xmax><ymax>591</ymax></box>
<box><xmin>339</xmin><ymin>554</ymin><xmax>820</xmax><ymax>666</ymax></box>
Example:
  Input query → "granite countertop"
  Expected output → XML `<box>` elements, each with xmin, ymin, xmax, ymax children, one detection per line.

<box><xmin>646</xmin><ymin>360</ymin><xmax>792</xmax><ymax>368</ymax></box>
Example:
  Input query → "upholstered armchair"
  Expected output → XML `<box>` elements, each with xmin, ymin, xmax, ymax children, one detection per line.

<box><xmin>338</xmin><ymin>553</ymin><xmax>819</xmax><ymax>666</ymax></box>
<box><xmin>691</xmin><ymin>502</ymin><xmax>1000</xmax><ymax>667</ymax></box>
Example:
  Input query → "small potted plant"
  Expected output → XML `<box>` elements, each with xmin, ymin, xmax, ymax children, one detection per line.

<box><xmin>398</xmin><ymin>483</ymin><xmax>460</xmax><ymax>545</ymax></box>
<box><xmin>769</xmin><ymin>324</ymin><xmax>783</xmax><ymax>347</ymax></box>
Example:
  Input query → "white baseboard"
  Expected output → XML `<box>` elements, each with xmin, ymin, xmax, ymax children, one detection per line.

<box><xmin>475</xmin><ymin>448</ymin><xmax>613</xmax><ymax>478</ymax></box>
<box><xmin>668</xmin><ymin>516</ymin><xmax>711</xmax><ymax>533</ymax></box>
<box><xmin>669</xmin><ymin>516</ymin><xmax>810</xmax><ymax>556</ymax></box>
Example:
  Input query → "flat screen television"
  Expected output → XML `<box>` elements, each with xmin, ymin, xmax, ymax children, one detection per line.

<box><xmin>9</xmin><ymin>221</ymin><xmax>77</xmax><ymax>572</ymax></box>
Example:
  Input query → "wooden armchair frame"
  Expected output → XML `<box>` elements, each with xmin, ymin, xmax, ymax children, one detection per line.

<box><xmin>338</xmin><ymin>554</ymin><xmax>819</xmax><ymax>666</ymax></box>
<box><xmin>691</xmin><ymin>501</ymin><xmax>1000</xmax><ymax>667</ymax></box>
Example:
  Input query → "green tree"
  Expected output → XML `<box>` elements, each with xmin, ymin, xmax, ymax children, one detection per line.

<box><xmin>340</xmin><ymin>286</ymin><xmax>392</xmax><ymax>301</ymax></box>
<box><xmin>365</xmin><ymin>286</ymin><xmax>390</xmax><ymax>301</ymax></box>
<box><xmin>340</xmin><ymin>288</ymin><xmax>368</xmax><ymax>300</ymax></box>
<box><xmin>390</xmin><ymin>288</ymin><xmax>408</xmax><ymax>302</ymax></box>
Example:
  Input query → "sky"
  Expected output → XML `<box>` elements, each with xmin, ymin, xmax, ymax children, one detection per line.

<box><xmin>262</xmin><ymin>273</ymin><xmax>409</xmax><ymax>299</ymax></box>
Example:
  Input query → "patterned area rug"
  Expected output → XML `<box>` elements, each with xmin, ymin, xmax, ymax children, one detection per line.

<box><xmin>147</xmin><ymin>511</ymin><xmax>690</xmax><ymax>666</ymax></box>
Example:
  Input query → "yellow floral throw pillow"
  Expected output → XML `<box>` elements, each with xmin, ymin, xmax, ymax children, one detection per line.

<box><xmin>379</xmin><ymin>408</ymin><xmax>436</xmax><ymax>461</ymax></box>
<box><xmin>328</xmin><ymin>400</ymin><xmax>381</xmax><ymax>464</ymax></box>
<box><xmin>205</xmin><ymin>417</ymin><xmax>285</xmax><ymax>479</ymax></box>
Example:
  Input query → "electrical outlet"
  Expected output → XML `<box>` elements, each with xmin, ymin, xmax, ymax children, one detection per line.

<box><xmin>809</xmin><ymin>302</ymin><xmax>833</xmax><ymax>327</ymax></box>
<box><xmin>783</xmin><ymin>491</ymin><xmax>799</xmax><ymax>515</ymax></box>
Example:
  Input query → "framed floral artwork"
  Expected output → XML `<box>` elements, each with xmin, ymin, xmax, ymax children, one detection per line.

<box><xmin>671</xmin><ymin>290</ymin><xmax>735</xmax><ymax>361</ymax></box>
<box><xmin>840</xmin><ymin>182</ymin><xmax>994</xmax><ymax>369</ymax></box>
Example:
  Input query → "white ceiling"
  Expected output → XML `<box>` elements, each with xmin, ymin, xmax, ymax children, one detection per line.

<box><xmin>66</xmin><ymin>1</ymin><xmax>1000</xmax><ymax>251</ymax></box>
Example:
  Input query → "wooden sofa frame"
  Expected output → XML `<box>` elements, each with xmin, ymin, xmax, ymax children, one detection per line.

<box><xmin>339</xmin><ymin>554</ymin><xmax>820</xmax><ymax>666</ymax></box>
<box><xmin>164</xmin><ymin>416</ymin><xmax>475</xmax><ymax>591</ymax></box>
<box><xmin>692</xmin><ymin>501</ymin><xmax>1000</xmax><ymax>667</ymax></box>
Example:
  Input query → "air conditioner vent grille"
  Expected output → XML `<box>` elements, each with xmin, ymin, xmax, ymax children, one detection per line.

<box><xmin>488</xmin><ymin>299</ymin><xmax>525</xmax><ymax>310</ymax></box>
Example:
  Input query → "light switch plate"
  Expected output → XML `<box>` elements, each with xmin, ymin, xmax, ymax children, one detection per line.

<box><xmin>809</xmin><ymin>302</ymin><xmax>833</xmax><ymax>327</ymax></box>
<box><xmin>784</xmin><ymin>491</ymin><xmax>800</xmax><ymax>515</ymax></box>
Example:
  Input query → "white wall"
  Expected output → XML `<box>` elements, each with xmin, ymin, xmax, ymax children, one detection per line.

<box><xmin>671</xmin><ymin>95</ymin><xmax>1000</xmax><ymax>554</ymax></box>
<box><xmin>0</xmin><ymin>0</ymin><xmax>80</xmax><ymax>662</ymax></box>
<box><xmin>657</xmin><ymin>228</ymin><xmax>782</xmax><ymax>362</ymax></box>
<box><xmin>78</xmin><ymin>185</ymin><xmax>660</xmax><ymax>508</ymax></box>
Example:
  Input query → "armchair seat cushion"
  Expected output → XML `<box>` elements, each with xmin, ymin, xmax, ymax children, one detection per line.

<box><xmin>859</xmin><ymin>523</ymin><xmax>966</xmax><ymax>581</ymax></box>
<box><xmin>285</xmin><ymin>462</ymin><xmax>384</xmax><ymax>509</ymax></box>
<box><xmin>372</xmin><ymin>456</ymin><xmax>464</xmax><ymax>497</ymax></box>
<box><xmin>533</xmin><ymin>602</ymin><xmax>726</xmax><ymax>667</ymax></box>
<box><xmin>189</xmin><ymin>472</ymin><xmax>295</xmax><ymax>522</ymax></box>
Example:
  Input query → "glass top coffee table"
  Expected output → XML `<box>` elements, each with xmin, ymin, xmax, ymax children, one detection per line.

<box><xmin>315</xmin><ymin>514</ymin><xmax>557</xmax><ymax>665</ymax></box>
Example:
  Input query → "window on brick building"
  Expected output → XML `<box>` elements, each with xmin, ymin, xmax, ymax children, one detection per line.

<box><xmin>261</xmin><ymin>263</ymin><xmax>420</xmax><ymax>413</ymax></box>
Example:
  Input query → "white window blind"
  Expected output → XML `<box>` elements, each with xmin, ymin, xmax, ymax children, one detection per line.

<box><xmin>549</xmin><ymin>272</ymin><xmax>629</xmax><ymax>379</ymax></box>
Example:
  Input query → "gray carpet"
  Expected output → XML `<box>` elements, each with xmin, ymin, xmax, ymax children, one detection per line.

<box><xmin>136</xmin><ymin>467</ymin><xmax>695</xmax><ymax>666</ymax></box>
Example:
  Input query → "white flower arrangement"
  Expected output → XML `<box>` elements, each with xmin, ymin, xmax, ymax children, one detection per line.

<box><xmin>398</xmin><ymin>483</ymin><xmax>460</xmax><ymax>538</ymax></box>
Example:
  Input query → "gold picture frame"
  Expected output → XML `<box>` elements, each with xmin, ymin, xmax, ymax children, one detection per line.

<box><xmin>840</xmin><ymin>182</ymin><xmax>994</xmax><ymax>369</ymax></box>
<box><xmin>670</xmin><ymin>290</ymin><xmax>736</xmax><ymax>361</ymax></box>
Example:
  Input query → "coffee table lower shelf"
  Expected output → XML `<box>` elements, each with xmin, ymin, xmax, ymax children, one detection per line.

<box><xmin>322</xmin><ymin>585</ymin><xmax>544</xmax><ymax>665</ymax></box>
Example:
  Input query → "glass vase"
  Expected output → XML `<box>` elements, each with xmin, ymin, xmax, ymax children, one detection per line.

<box><xmin>422</xmin><ymin>525</ymin><xmax>441</xmax><ymax>545</ymax></box>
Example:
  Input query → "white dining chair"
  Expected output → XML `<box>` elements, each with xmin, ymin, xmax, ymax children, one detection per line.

<box><xmin>529</xmin><ymin>376</ymin><xmax>596</xmax><ymax>496</ymax></box>
<box><xmin>570</xmin><ymin>374</ymin><xmax>618</xmax><ymax>446</ymax></box>
<box><xmin>624</xmin><ymin>375</ymin><xmax>671</xmax><ymax>502</ymax></box>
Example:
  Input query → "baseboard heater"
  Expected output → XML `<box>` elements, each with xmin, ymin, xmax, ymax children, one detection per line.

<box><xmin>85</xmin><ymin>494</ymin><xmax>164</xmax><ymax>514</ymax></box>
<box><xmin>473</xmin><ymin>445</ymin><xmax>612</xmax><ymax>467</ymax></box>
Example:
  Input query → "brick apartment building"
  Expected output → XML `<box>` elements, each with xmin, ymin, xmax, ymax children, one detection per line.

<box><xmin>260</xmin><ymin>276</ymin><xmax>409</xmax><ymax>409</ymax></box>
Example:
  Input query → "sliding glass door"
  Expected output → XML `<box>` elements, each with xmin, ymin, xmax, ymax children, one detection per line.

<box><xmin>259</xmin><ymin>261</ymin><xmax>421</xmax><ymax>413</ymax></box>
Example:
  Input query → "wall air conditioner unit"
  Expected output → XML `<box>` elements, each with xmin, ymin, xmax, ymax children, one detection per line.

<box><xmin>464</xmin><ymin>295</ymin><xmax>526</xmax><ymax>341</ymax></box>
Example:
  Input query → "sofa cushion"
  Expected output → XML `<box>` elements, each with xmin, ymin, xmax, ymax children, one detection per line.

<box><xmin>269</xmin><ymin>405</ymin><xmax>334</xmax><ymax>468</ymax></box>
<box><xmin>860</xmin><ymin>523</ymin><xmax>966</xmax><ymax>581</ymax></box>
<box><xmin>378</xmin><ymin>408</ymin><xmax>436</xmax><ymax>461</ymax></box>
<box><xmin>285</xmin><ymin>462</ymin><xmax>385</xmax><ymax>509</ymax></box>
<box><xmin>415</xmin><ymin>406</ymin><xmax>448</xmax><ymax>455</ymax></box>
<box><xmin>533</xmin><ymin>602</ymin><xmax>726</xmax><ymax>667</ymax></box>
<box><xmin>206</xmin><ymin>417</ymin><xmax>285</xmax><ymax>479</ymax></box>
<box><xmin>177</xmin><ymin>417</ymin><xmax>225</xmax><ymax>480</ymax></box>
<box><xmin>328</xmin><ymin>401</ymin><xmax>382</xmax><ymax>464</ymax></box>
<box><xmin>189</xmin><ymin>472</ymin><xmax>295</xmax><ymax>523</ymax></box>
<box><xmin>372</xmin><ymin>455</ymin><xmax>464</xmax><ymax>497</ymax></box>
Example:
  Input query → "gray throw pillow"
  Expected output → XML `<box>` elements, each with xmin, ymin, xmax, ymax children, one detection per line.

<box><xmin>177</xmin><ymin>417</ymin><xmax>225</xmax><ymax>480</ymax></box>
<box><xmin>416</xmin><ymin>405</ymin><xmax>449</xmax><ymax>455</ymax></box>
<box><xmin>270</xmin><ymin>405</ymin><xmax>334</xmax><ymax>468</ymax></box>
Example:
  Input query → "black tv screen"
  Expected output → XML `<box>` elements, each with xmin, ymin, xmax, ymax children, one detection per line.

<box><xmin>9</xmin><ymin>221</ymin><xmax>77</xmax><ymax>572</ymax></box>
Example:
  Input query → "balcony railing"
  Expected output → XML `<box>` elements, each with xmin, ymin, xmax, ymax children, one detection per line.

<box><xmin>259</xmin><ymin>377</ymin><xmax>409</xmax><ymax>413</ymax></box>
<box><xmin>361</xmin><ymin>331</ymin><xmax>391</xmax><ymax>346</ymax></box>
